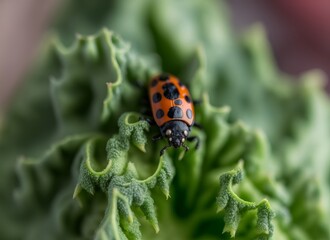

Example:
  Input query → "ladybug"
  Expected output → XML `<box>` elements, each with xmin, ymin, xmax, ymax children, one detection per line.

<box><xmin>147</xmin><ymin>73</ymin><xmax>200</xmax><ymax>155</ymax></box>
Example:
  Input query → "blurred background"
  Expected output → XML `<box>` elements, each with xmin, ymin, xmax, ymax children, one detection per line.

<box><xmin>0</xmin><ymin>0</ymin><xmax>330</xmax><ymax>111</ymax></box>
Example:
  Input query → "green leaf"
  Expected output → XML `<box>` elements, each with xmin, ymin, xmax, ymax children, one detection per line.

<box><xmin>216</xmin><ymin>163</ymin><xmax>274</xmax><ymax>238</ymax></box>
<box><xmin>2</xmin><ymin>0</ymin><xmax>330</xmax><ymax>239</ymax></box>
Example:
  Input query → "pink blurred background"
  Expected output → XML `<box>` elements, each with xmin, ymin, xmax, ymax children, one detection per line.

<box><xmin>0</xmin><ymin>0</ymin><xmax>57</xmax><ymax>111</ymax></box>
<box><xmin>229</xmin><ymin>0</ymin><xmax>330</xmax><ymax>85</ymax></box>
<box><xmin>0</xmin><ymin>0</ymin><xmax>329</xmax><ymax>111</ymax></box>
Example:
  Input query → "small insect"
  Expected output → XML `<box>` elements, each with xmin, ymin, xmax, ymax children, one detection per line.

<box><xmin>148</xmin><ymin>73</ymin><xmax>200</xmax><ymax>155</ymax></box>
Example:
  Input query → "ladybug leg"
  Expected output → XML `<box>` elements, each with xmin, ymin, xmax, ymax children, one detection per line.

<box><xmin>160</xmin><ymin>145</ymin><xmax>171</xmax><ymax>156</ymax></box>
<box><xmin>183</xmin><ymin>144</ymin><xmax>189</xmax><ymax>152</ymax></box>
<box><xmin>193</xmin><ymin>99</ymin><xmax>202</xmax><ymax>105</ymax></box>
<box><xmin>140</xmin><ymin>106</ymin><xmax>152</xmax><ymax>116</ymax></box>
<box><xmin>152</xmin><ymin>134</ymin><xmax>163</xmax><ymax>141</ymax></box>
<box><xmin>193</xmin><ymin>122</ymin><xmax>203</xmax><ymax>130</ymax></box>
<box><xmin>139</xmin><ymin>117</ymin><xmax>156</xmax><ymax>126</ymax></box>
<box><xmin>187</xmin><ymin>136</ymin><xmax>200</xmax><ymax>149</ymax></box>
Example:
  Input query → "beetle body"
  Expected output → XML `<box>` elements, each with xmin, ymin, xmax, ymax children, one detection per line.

<box><xmin>148</xmin><ymin>73</ymin><xmax>197</xmax><ymax>155</ymax></box>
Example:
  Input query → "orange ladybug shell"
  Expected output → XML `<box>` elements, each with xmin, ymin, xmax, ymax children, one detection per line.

<box><xmin>149</xmin><ymin>74</ymin><xmax>195</xmax><ymax>127</ymax></box>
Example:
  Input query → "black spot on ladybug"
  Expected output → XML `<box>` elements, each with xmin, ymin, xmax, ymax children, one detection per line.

<box><xmin>163</xmin><ymin>83</ymin><xmax>179</xmax><ymax>100</ymax></box>
<box><xmin>186</xmin><ymin>109</ymin><xmax>193</xmax><ymax>119</ymax></box>
<box><xmin>178</xmin><ymin>81</ymin><xmax>184</xmax><ymax>87</ymax></box>
<box><xmin>167</xmin><ymin>106</ymin><xmax>183</xmax><ymax>118</ymax></box>
<box><xmin>159</xmin><ymin>73</ymin><xmax>170</xmax><ymax>81</ymax></box>
<box><xmin>151</xmin><ymin>79</ymin><xmax>158</xmax><ymax>87</ymax></box>
<box><xmin>174</xmin><ymin>99</ymin><xmax>182</xmax><ymax>105</ymax></box>
<box><xmin>156</xmin><ymin>109</ymin><xmax>164</xmax><ymax>119</ymax></box>
<box><xmin>184</xmin><ymin>95</ymin><xmax>191</xmax><ymax>103</ymax></box>
<box><xmin>152</xmin><ymin>92</ymin><xmax>162</xmax><ymax>103</ymax></box>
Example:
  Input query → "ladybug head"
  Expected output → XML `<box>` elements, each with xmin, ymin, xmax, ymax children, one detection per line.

<box><xmin>161</xmin><ymin>121</ymin><xmax>190</xmax><ymax>148</ymax></box>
